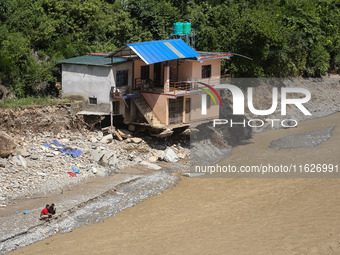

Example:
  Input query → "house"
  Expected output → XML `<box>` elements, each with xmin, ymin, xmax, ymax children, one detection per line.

<box><xmin>58</xmin><ymin>39</ymin><xmax>237</xmax><ymax>130</ymax></box>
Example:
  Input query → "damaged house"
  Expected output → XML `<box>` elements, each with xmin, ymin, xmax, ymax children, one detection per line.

<box><xmin>59</xmin><ymin>39</ymin><xmax>238</xmax><ymax>132</ymax></box>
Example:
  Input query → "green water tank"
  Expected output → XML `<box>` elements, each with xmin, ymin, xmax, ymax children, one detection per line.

<box><xmin>183</xmin><ymin>22</ymin><xmax>191</xmax><ymax>34</ymax></box>
<box><xmin>173</xmin><ymin>22</ymin><xmax>183</xmax><ymax>35</ymax></box>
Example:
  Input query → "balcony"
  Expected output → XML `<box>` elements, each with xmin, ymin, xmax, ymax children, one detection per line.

<box><xmin>111</xmin><ymin>75</ymin><xmax>230</xmax><ymax>98</ymax></box>
<box><xmin>167</xmin><ymin>75</ymin><xmax>230</xmax><ymax>95</ymax></box>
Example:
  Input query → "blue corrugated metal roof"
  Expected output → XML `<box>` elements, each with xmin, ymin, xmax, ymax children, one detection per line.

<box><xmin>126</xmin><ymin>39</ymin><xmax>199</xmax><ymax>65</ymax></box>
<box><xmin>58</xmin><ymin>55</ymin><xmax>129</xmax><ymax>66</ymax></box>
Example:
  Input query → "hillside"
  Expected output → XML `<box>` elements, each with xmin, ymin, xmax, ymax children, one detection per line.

<box><xmin>0</xmin><ymin>0</ymin><xmax>339</xmax><ymax>99</ymax></box>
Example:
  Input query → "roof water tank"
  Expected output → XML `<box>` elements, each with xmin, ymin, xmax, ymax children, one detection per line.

<box><xmin>183</xmin><ymin>22</ymin><xmax>191</xmax><ymax>34</ymax></box>
<box><xmin>173</xmin><ymin>22</ymin><xmax>183</xmax><ymax>35</ymax></box>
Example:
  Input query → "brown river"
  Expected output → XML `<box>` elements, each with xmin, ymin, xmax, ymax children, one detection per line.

<box><xmin>10</xmin><ymin>113</ymin><xmax>340</xmax><ymax>255</ymax></box>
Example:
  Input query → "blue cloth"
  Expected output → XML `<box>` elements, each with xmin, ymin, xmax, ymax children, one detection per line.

<box><xmin>72</xmin><ymin>166</ymin><xmax>80</xmax><ymax>174</ymax></box>
<box><xmin>44</xmin><ymin>140</ymin><xmax>83</xmax><ymax>158</ymax></box>
<box><xmin>23</xmin><ymin>210</ymin><xmax>30</xmax><ymax>214</ymax></box>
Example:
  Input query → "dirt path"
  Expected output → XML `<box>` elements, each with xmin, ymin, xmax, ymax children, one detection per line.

<box><xmin>9</xmin><ymin>113</ymin><xmax>340</xmax><ymax>255</ymax></box>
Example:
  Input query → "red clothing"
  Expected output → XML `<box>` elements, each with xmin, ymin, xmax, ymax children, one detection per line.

<box><xmin>41</xmin><ymin>208</ymin><xmax>49</xmax><ymax>215</ymax></box>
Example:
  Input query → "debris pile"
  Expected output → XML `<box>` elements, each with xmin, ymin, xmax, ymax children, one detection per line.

<box><xmin>0</xmin><ymin>128</ymin><xmax>189</xmax><ymax>207</ymax></box>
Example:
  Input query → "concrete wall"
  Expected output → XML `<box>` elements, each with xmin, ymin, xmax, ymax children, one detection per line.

<box><xmin>134</xmin><ymin>60</ymin><xmax>154</xmax><ymax>81</ymax></box>
<box><xmin>62</xmin><ymin>64</ymin><xmax>113</xmax><ymax>112</ymax></box>
<box><xmin>62</xmin><ymin>62</ymin><xmax>133</xmax><ymax>113</ymax></box>
<box><xmin>189</xmin><ymin>92</ymin><xmax>220</xmax><ymax>122</ymax></box>
<box><xmin>178</xmin><ymin>60</ymin><xmax>193</xmax><ymax>81</ymax></box>
<box><xmin>141</xmin><ymin>91</ymin><xmax>220</xmax><ymax>126</ymax></box>
<box><xmin>112</xmin><ymin>62</ymin><xmax>134</xmax><ymax>92</ymax></box>
<box><xmin>142</xmin><ymin>92</ymin><xmax>169</xmax><ymax>125</ymax></box>
<box><xmin>177</xmin><ymin>59</ymin><xmax>221</xmax><ymax>81</ymax></box>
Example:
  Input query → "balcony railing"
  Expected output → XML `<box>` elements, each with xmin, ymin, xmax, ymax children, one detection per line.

<box><xmin>168</xmin><ymin>75</ymin><xmax>230</xmax><ymax>94</ymax></box>
<box><xmin>112</xmin><ymin>75</ymin><xmax>231</xmax><ymax>97</ymax></box>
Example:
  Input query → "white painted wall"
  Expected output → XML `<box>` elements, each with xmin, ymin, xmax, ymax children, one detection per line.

<box><xmin>61</xmin><ymin>62</ymin><xmax>133</xmax><ymax>113</ymax></box>
<box><xmin>62</xmin><ymin>64</ymin><xmax>113</xmax><ymax>104</ymax></box>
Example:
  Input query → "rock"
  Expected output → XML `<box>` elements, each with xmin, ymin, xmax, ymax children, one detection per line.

<box><xmin>100</xmin><ymin>134</ymin><xmax>113</xmax><ymax>144</ymax></box>
<box><xmin>182</xmin><ymin>128</ymin><xmax>190</xmax><ymax>136</ymax></box>
<box><xmin>0</xmin><ymin>131</ymin><xmax>16</xmax><ymax>157</ymax></box>
<box><xmin>130</xmin><ymin>137</ymin><xmax>142</xmax><ymax>144</ymax></box>
<box><xmin>92</xmin><ymin>167</ymin><xmax>97</xmax><ymax>174</ymax></box>
<box><xmin>155</xmin><ymin>144</ymin><xmax>166</xmax><ymax>150</ymax></box>
<box><xmin>140</xmin><ymin>161</ymin><xmax>162</xmax><ymax>170</ymax></box>
<box><xmin>90</xmin><ymin>149</ymin><xmax>105</xmax><ymax>162</ymax></box>
<box><xmin>0</xmin><ymin>158</ymin><xmax>6</xmax><ymax>168</ymax></box>
<box><xmin>97</xmin><ymin>131</ymin><xmax>104</xmax><ymax>140</ymax></box>
<box><xmin>108</xmin><ymin>156</ymin><xmax>118</xmax><ymax>167</ymax></box>
<box><xmin>100</xmin><ymin>151</ymin><xmax>115</xmax><ymax>166</ymax></box>
<box><xmin>163</xmin><ymin>148</ymin><xmax>178</xmax><ymax>163</ymax></box>
<box><xmin>95</xmin><ymin>167</ymin><xmax>109</xmax><ymax>177</ymax></box>
<box><xmin>177</xmin><ymin>151</ymin><xmax>186</xmax><ymax>159</ymax></box>
<box><xmin>15</xmin><ymin>149</ymin><xmax>24</xmax><ymax>156</ymax></box>
<box><xmin>154</xmin><ymin>150</ymin><xmax>165</xmax><ymax>160</ymax></box>
<box><xmin>128</xmin><ymin>124</ymin><xmax>136</xmax><ymax>132</ymax></box>
<box><xmin>133</xmin><ymin>157</ymin><xmax>143</xmax><ymax>163</ymax></box>
<box><xmin>81</xmin><ymin>148</ymin><xmax>91</xmax><ymax>154</ymax></box>
<box><xmin>182</xmin><ymin>173</ymin><xmax>206</xmax><ymax>178</ymax></box>
<box><xmin>102</xmin><ymin>151</ymin><xmax>114</xmax><ymax>162</ymax></box>
<box><xmin>153</xmin><ymin>129</ymin><xmax>173</xmax><ymax>138</ymax></box>
<box><xmin>45</xmin><ymin>153</ymin><xmax>55</xmax><ymax>157</ymax></box>
<box><xmin>21</xmin><ymin>151</ymin><xmax>31</xmax><ymax>158</ymax></box>
<box><xmin>148</xmin><ymin>156</ymin><xmax>157</xmax><ymax>163</ymax></box>
<box><xmin>12</xmin><ymin>156</ymin><xmax>21</xmax><ymax>165</ymax></box>
<box><xmin>31</xmin><ymin>154</ymin><xmax>39</xmax><ymax>160</ymax></box>
<box><xmin>59</xmin><ymin>139</ymin><xmax>70</xmax><ymax>144</ymax></box>
<box><xmin>18</xmin><ymin>155</ymin><xmax>27</xmax><ymax>168</ymax></box>
<box><xmin>89</xmin><ymin>136</ymin><xmax>98</xmax><ymax>143</ymax></box>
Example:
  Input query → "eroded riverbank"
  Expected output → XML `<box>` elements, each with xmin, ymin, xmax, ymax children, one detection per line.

<box><xmin>0</xmin><ymin>163</ymin><xmax>184</xmax><ymax>254</ymax></box>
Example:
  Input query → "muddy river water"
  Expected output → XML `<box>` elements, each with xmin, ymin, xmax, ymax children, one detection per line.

<box><xmin>10</xmin><ymin>113</ymin><xmax>340</xmax><ymax>255</ymax></box>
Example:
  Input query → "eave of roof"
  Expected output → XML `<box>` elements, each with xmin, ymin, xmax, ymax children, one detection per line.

<box><xmin>57</xmin><ymin>55</ymin><xmax>130</xmax><ymax>67</ymax></box>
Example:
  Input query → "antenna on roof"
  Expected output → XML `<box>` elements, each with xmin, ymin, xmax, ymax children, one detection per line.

<box><xmin>170</xmin><ymin>22</ymin><xmax>195</xmax><ymax>49</ymax></box>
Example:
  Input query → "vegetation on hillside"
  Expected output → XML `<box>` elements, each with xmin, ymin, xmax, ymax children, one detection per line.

<box><xmin>0</xmin><ymin>0</ymin><xmax>339</xmax><ymax>98</ymax></box>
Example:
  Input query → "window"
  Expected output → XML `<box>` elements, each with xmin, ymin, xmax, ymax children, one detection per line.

<box><xmin>202</xmin><ymin>65</ymin><xmax>211</xmax><ymax>78</ymax></box>
<box><xmin>141</xmin><ymin>65</ymin><xmax>149</xmax><ymax>80</ymax></box>
<box><xmin>89</xmin><ymin>97</ymin><xmax>97</xmax><ymax>105</ymax></box>
<box><xmin>116</xmin><ymin>70</ymin><xmax>128</xmax><ymax>87</ymax></box>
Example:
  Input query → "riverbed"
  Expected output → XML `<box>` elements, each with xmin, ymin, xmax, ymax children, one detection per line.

<box><xmin>9</xmin><ymin>112</ymin><xmax>340</xmax><ymax>255</ymax></box>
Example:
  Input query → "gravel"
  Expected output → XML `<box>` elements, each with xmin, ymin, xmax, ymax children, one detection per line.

<box><xmin>0</xmin><ymin>130</ymin><xmax>189</xmax><ymax>207</ymax></box>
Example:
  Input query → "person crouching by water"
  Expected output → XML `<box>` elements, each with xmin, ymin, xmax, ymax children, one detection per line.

<box><xmin>40</xmin><ymin>204</ymin><xmax>53</xmax><ymax>220</ymax></box>
<box><xmin>48</xmin><ymin>203</ymin><xmax>56</xmax><ymax>215</ymax></box>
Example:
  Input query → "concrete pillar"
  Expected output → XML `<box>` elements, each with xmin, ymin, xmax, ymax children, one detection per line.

<box><xmin>164</xmin><ymin>65</ymin><xmax>170</xmax><ymax>93</ymax></box>
<box><xmin>182</xmin><ymin>96</ymin><xmax>186</xmax><ymax>123</ymax></box>
<box><xmin>166</xmin><ymin>98</ymin><xmax>169</xmax><ymax>125</ymax></box>
<box><xmin>130</xmin><ymin>99</ymin><xmax>137</xmax><ymax>122</ymax></box>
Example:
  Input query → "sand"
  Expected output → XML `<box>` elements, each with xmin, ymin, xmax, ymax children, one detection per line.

<box><xmin>9</xmin><ymin>113</ymin><xmax>340</xmax><ymax>255</ymax></box>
